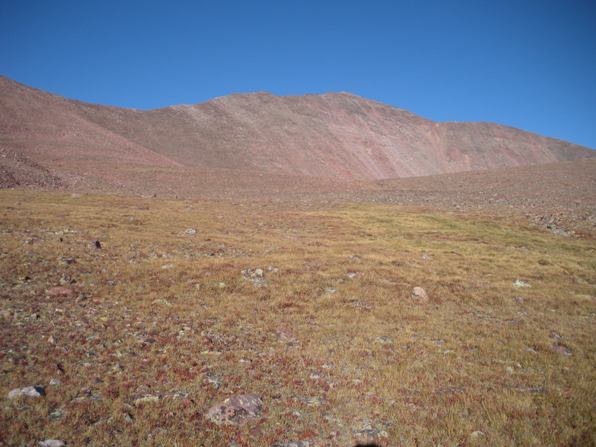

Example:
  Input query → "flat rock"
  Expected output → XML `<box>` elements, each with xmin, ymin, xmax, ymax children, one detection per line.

<box><xmin>206</xmin><ymin>393</ymin><xmax>263</xmax><ymax>426</ymax></box>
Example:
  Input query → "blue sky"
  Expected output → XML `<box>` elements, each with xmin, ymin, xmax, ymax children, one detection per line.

<box><xmin>1</xmin><ymin>0</ymin><xmax>595</xmax><ymax>148</ymax></box>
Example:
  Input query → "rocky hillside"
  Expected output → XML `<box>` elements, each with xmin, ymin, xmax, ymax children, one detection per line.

<box><xmin>0</xmin><ymin>75</ymin><xmax>593</xmax><ymax>189</ymax></box>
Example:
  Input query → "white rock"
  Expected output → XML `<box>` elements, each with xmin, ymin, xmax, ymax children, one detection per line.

<box><xmin>184</xmin><ymin>228</ymin><xmax>197</xmax><ymax>235</ymax></box>
<box><xmin>39</xmin><ymin>440</ymin><xmax>65</xmax><ymax>447</ymax></box>
<box><xmin>411</xmin><ymin>286</ymin><xmax>429</xmax><ymax>303</ymax></box>
<box><xmin>8</xmin><ymin>386</ymin><xmax>45</xmax><ymax>399</ymax></box>
<box><xmin>513</xmin><ymin>279</ymin><xmax>530</xmax><ymax>288</ymax></box>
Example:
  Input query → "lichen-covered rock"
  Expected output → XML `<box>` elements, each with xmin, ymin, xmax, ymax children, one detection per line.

<box><xmin>206</xmin><ymin>393</ymin><xmax>263</xmax><ymax>425</ymax></box>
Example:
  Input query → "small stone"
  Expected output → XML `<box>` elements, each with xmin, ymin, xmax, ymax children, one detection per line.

<box><xmin>184</xmin><ymin>228</ymin><xmax>197</xmax><ymax>235</ymax></box>
<box><xmin>505</xmin><ymin>366</ymin><xmax>514</xmax><ymax>374</ymax></box>
<box><xmin>275</xmin><ymin>328</ymin><xmax>298</xmax><ymax>344</ymax></box>
<box><xmin>241</xmin><ymin>268</ymin><xmax>267</xmax><ymax>286</ymax></box>
<box><xmin>296</xmin><ymin>396</ymin><xmax>323</xmax><ymax>407</ymax></box>
<box><xmin>206</xmin><ymin>393</ymin><xmax>263</xmax><ymax>426</ymax></box>
<box><xmin>513</xmin><ymin>280</ymin><xmax>530</xmax><ymax>288</ymax></box>
<box><xmin>411</xmin><ymin>286</ymin><xmax>429</xmax><ymax>303</ymax></box>
<box><xmin>469</xmin><ymin>430</ymin><xmax>486</xmax><ymax>444</ymax></box>
<box><xmin>272</xmin><ymin>442</ymin><xmax>312</xmax><ymax>447</ymax></box>
<box><xmin>49</xmin><ymin>378</ymin><xmax>61</xmax><ymax>386</ymax></box>
<box><xmin>47</xmin><ymin>287</ymin><xmax>73</xmax><ymax>298</ymax></box>
<box><xmin>549</xmin><ymin>331</ymin><xmax>562</xmax><ymax>340</ymax></box>
<box><xmin>133</xmin><ymin>395</ymin><xmax>160</xmax><ymax>406</ymax></box>
<box><xmin>94</xmin><ymin>240</ymin><xmax>102</xmax><ymax>249</ymax></box>
<box><xmin>205</xmin><ymin>372</ymin><xmax>222</xmax><ymax>389</ymax></box>
<box><xmin>375</xmin><ymin>336</ymin><xmax>394</xmax><ymax>345</ymax></box>
<box><xmin>8</xmin><ymin>385</ymin><xmax>46</xmax><ymax>399</ymax></box>
<box><xmin>161</xmin><ymin>264</ymin><xmax>175</xmax><ymax>270</ymax></box>
<box><xmin>39</xmin><ymin>440</ymin><xmax>65</xmax><ymax>447</ymax></box>
<box><xmin>49</xmin><ymin>408</ymin><xmax>64</xmax><ymax>420</ymax></box>
<box><xmin>352</xmin><ymin>425</ymin><xmax>389</xmax><ymax>445</ymax></box>
<box><xmin>346</xmin><ymin>272</ymin><xmax>358</xmax><ymax>279</ymax></box>
<box><xmin>552</xmin><ymin>343</ymin><xmax>572</xmax><ymax>356</ymax></box>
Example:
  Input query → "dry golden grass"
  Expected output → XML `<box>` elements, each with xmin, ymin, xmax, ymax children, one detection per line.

<box><xmin>0</xmin><ymin>190</ymin><xmax>594</xmax><ymax>446</ymax></box>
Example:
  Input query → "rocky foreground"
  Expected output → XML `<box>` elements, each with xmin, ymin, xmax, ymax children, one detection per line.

<box><xmin>1</xmin><ymin>190</ymin><xmax>594</xmax><ymax>446</ymax></box>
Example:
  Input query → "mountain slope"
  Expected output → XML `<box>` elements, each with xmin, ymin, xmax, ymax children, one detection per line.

<box><xmin>0</xmin><ymin>75</ymin><xmax>593</xmax><ymax>190</ymax></box>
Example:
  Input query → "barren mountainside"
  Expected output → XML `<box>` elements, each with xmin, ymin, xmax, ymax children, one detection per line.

<box><xmin>0</xmin><ymin>75</ymin><xmax>593</xmax><ymax>189</ymax></box>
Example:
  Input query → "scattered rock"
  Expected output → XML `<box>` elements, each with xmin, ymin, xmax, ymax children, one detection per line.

<box><xmin>513</xmin><ymin>279</ymin><xmax>530</xmax><ymax>288</ymax></box>
<box><xmin>184</xmin><ymin>228</ymin><xmax>197</xmax><ymax>235</ymax></box>
<box><xmin>346</xmin><ymin>271</ymin><xmax>358</xmax><ymax>279</ymax></box>
<box><xmin>94</xmin><ymin>240</ymin><xmax>102</xmax><ymax>249</ymax></box>
<box><xmin>513</xmin><ymin>296</ymin><xmax>525</xmax><ymax>304</ymax></box>
<box><xmin>375</xmin><ymin>336</ymin><xmax>394</xmax><ymax>345</ymax></box>
<box><xmin>59</xmin><ymin>274</ymin><xmax>75</xmax><ymax>285</ymax></box>
<box><xmin>205</xmin><ymin>372</ymin><xmax>222</xmax><ymax>390</ymax></box>
<box><xmin>324</xmin><ymin>287</ymin><xmax>337</xmax><ymax>294</ymax></box>
<box><xmin>161</xmin><ymin>264</ymin><xmax>175</xmax><ymax>270</ymax></box>
<box><xmin>49</xmin><ymin>408</ymin><xmax>64</xmax><ymax>420</ymax></box>
<box><xmin>8</xmin><ymin>385</ymin><xmax>46</xmax><ymax>399</ymax></box>
<box><xmin>133</xmin><ymin>394</ymin><xmax>160</xmax><ymax>406</ymax></box>
<box><xmin>352</xmin><ymin>420</ymin><xmax>389</xmax><ymax>445</ymax></box>
<box><xmin>61</xmin><ymin>257</ymin><xmax>76</xmax><ymax>265</ymax></box>
<box><xmin>552</xmin><ymin>343</ymin><xmax>572</xmax><ymax>356</ymax></box>
<box><xmin>549</xmin><ymin>331</ymin><xmax>562</xmax><ymax>341</ymax></box>
<box><xmin>47</xmin><ymin>287</ymin><xmax>73</xmax><ymax>298</ymax></box>
<box><xmin>242</xmin><ymin>268</ymin><xmax>267</xmax><ymax>286</ymax></box>
<box><xmin>275</xmin><ymin>327</ymin><xmax>298</xmax><ymax>344</ymax></box>
<box><xmin>469</xmin><ymin>430</ymin><xmax>486</xmax><ymax>444</ymax></box>
<box><xmin>411</xmin><ymin>286</ymin><xmax>429</xmax><ymax>303</ymax></box>
<box><xmin>272</xmin><ymin>442</ymin><xmax>312</xmax><ymax>447</ymax></box>
<box><xmin>49</xmin><ymin>378</ymin><xmax>61</xmax><ymax>386</ymax></box>
<box><xmin>347</xmin><ymin>299</ymin><xmax>372</xmax><ymax>310</ymax></box>
<box><xmin>206</xmin><ymin>393</ymin><xmax>263</xmax><ymax>426</ymax></box>
<box><xmin>296</xmin><ymin>396</ymin><xmax>323</xmax><ymax>407</ymax></box>
<box><xmin>39</xmin><ymin>440</ymin><xmax>65</xmax><ymax>447</ymax></box>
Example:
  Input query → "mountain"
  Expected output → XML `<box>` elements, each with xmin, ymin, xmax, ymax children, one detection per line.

<box><xmin>0</xmin><ymin>75</ymin><xmax>593</xmax><ymax>193</ymax></box>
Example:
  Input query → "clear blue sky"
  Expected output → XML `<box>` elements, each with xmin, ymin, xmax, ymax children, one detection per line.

<box><xmin>1</xmin><ymin>0</ymin><xmax>595</xmax><ymax>148</ymax></box>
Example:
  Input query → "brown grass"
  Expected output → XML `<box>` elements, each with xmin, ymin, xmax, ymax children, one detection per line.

<box><xmin>0</xmin><ymin>190</ymin><xmax>594</xmax><ymax>446</ymax></box>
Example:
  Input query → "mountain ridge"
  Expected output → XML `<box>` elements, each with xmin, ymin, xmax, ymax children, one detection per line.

<box><xmin>0</xmin><ymin>75</ymin><xmax>594</xmax><ymax>192</ymax></box>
